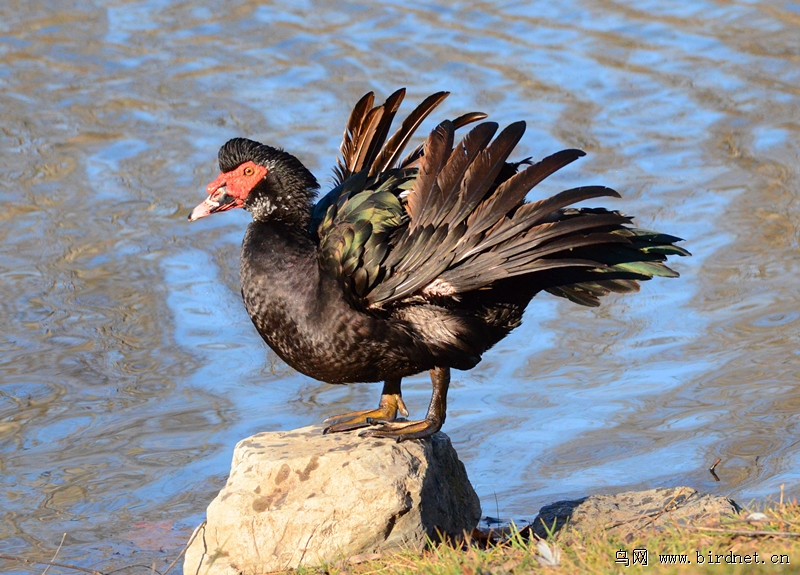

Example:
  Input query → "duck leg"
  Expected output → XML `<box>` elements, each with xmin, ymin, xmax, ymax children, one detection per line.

<box><xmin>361</xmin><ymin>366</ymin><xmax>450</xmax><ymax>442</ymax></box>
<box><xmin>323</xmin><ymin>377</ymin><xmax>408</xmax><ymax>434</ymax></box>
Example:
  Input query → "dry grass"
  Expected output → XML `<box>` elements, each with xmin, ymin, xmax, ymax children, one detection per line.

<box><xmin>297</xmin><ymin>497</ymin><xmax>800</xmax><ymax>575</ymax></box>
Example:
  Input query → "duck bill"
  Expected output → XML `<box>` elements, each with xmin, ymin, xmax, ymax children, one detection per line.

<box><xmin>188</xmin><ymin>193</ymin><xmax>235</xmax><ymax>221</ymax></box>
<box><xmin>188</xmin><ymin>177</ymin><xmax>241</xmax><ymax>221</ymax></box>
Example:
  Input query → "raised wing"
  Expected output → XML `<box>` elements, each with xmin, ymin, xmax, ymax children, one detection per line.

<box><xmin>316</xmin><ymin>90</ymin><xmax>488</xmax><ymax>305</ymax></box>
<box><xmin>317</xmin><ymin>92</ymin><xmax>687</xmax><ymax>311</ymax></box>
<box><xmin>333</xmin><ymin>88</ymin><xmax>449</xmax><ymax>186</ymax></box>
<box><xmin>363</xmin><ymin>120</ymin><xmax>687</xmax><ymax>309</ymax></box>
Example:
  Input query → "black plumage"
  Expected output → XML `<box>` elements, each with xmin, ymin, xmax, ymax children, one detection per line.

<box><xmin>189</xmin><ymin>88</ymin><xmax>689</xmax><ymax>441</ymax></box>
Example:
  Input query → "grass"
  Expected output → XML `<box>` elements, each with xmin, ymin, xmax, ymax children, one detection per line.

<box><xmin>3</xmin><ymin>495</ymin><xmax>800</xmax><ymax>574</ymax></box>
<box><xmin>295</xmin><ymin>496</ymin><xmax>800</xmax><ymax>575</ymax></box>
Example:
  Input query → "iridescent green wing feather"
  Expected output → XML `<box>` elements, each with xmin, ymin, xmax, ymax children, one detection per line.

<box><xmin>317</xmin><ymin>171</ymin><xmax>412</xmax><ymax>301</ymax></box>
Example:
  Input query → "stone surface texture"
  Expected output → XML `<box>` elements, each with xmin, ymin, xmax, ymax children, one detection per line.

<box><xmin>183</xmin><ymin>425</ymin><xmax>481</xmax><ymax>575</ymax></box>
<box><xmin>530</xmin><ymin>486</ymin><xmax>740</xmax><ymax>538</ymax></box>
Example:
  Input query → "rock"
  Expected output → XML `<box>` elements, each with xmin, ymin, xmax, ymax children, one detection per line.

<box><xmin>529</xmin><ymin>486</ymin><xmax>740</xmax><ymax>539</ymax></box>
<box><xmin>183</xmin><ymin>425</ymin><xmax>480</xmax><ymax>575</ymax></box>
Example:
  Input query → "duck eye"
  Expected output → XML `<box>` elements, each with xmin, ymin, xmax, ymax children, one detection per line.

<box><xmin>243</xmin><ymin>166</ymin><xmax>255</xmax><ymax>176</ymax></box>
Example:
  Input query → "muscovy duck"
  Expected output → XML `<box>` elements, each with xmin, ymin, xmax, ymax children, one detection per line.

<box><xmin>189</xmin><ymin>89</ymin><xmax>688</xmax><ymax>441</ymax></box>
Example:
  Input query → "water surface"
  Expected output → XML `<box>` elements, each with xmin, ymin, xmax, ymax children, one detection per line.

<box><xmin>1</xmin><ymin>0</ymin><xmax>799</xmax><ymax>571</ymax></box>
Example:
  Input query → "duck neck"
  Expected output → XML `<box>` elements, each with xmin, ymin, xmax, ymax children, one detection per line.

<box><xmin>243</xmin><ymin>218</ymin><xmax>317</xmax><ymax>269</ymax></box>
<box><xmin>247</xmin><ymin>150</ymin><xmax>319</xmax><ymax>230</ymax></box>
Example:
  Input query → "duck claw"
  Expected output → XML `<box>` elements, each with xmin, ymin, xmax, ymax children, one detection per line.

<box><xmin>322</xmin><ymin>393</ymin><xmax>409</xmax><ymax>434</ymax></box>
<box><xmin>359</xmin><ymin>417</ymin><xmax>442</xmax><ymax>442</ymax></box>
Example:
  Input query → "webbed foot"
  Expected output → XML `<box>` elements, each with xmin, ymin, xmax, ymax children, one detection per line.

<box><xmin>360</xmin><ymin>366</ymin><xmax>451</xmax><ymax>442</ymax></box>
<box><xmin>323</xmin><ymin>367</ymin><xmax>451</xmax><ymax>442</ymax></box>
<box><xmin>359</xmin><ymin>415</ymin><xmax>443</xmax><ymax>442</ymax></box>
<box><xmin>323</xmin><ymin>380</ymin><xmax>408</xmax><ymax>434</ymax></box>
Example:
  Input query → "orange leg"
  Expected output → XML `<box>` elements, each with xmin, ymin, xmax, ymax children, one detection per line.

<box><xmin>361</xmin><ymin>366</ymin><xmax>450</xmax><ymax>442</ymax></box>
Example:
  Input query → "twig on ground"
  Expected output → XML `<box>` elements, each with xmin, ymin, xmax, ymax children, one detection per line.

<box><xmin>162</xmin><ymin>521</ymin><xmax>205</xmax><ymax>575</ymax></box>
<box><xmin>684</xmin><ymin>526</ymin><xmax>800</xmax><ymax>538</ymax></box>
<box><xmin>0</xmin><ymin>553</ymin><xmax>105</xmax><ymax>575</ymax></box>
<box><xmin>42</xmin><ymin>533</ymin><xmax>67</xmax><ymax>575</ymax></box>
<box><xmin>709</xmin><ymin>458</ymin><xmax>722</xmax><ymax>481</ymax></box>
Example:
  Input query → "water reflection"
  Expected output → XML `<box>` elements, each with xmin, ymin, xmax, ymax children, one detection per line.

<box><xmin>1</xmin><ymin>0</ymin><xmax>799</xmax><ymax>572</ymax></box>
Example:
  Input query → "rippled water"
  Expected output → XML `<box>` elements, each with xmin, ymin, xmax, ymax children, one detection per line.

<box><xmin>1</xmin><ymin>0</ymin><xmax>799</xmax><ymax>571</ymax></box>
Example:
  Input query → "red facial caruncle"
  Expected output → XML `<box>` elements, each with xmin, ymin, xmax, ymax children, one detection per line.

<box><xmin>188</xmin><ymin>161</ymin><xmax>269</xmax><ymax>221</ymax></box>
